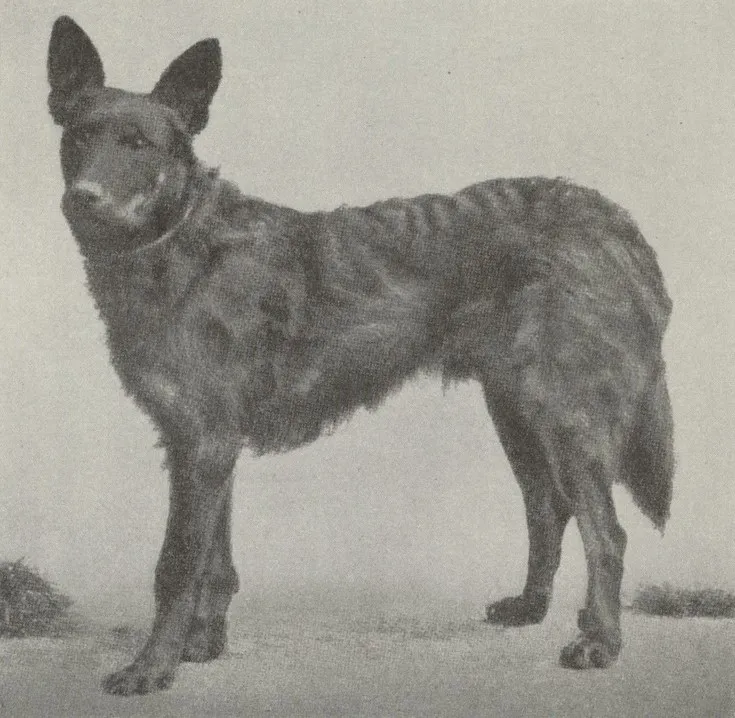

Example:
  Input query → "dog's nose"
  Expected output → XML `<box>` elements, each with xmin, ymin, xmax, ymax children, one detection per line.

<box><xmin>67</xmin><ymin>181</ymin><xmax>106</xmax><ymax>207</ymax></box>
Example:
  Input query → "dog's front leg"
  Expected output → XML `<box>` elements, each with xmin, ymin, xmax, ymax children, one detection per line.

<box><xmin>103</xmin><ymin>432</ymin><xmax>240</xmax><ymax>696</ymax></box>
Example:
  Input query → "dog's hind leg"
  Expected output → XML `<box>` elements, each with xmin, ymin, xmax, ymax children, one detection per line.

<box><xmin>483</xmin><ymin>391</ymin><xmax>572</xmax><ymax>626</ymax></box>
<box><xmin>102</xmin><ymin>432</ymin><xmax>241</xmax><ymax>695</ymax></box>
<box><xmin>556</xmin><ymin>435</ymin><xmax>627</xmax><ymax>669</ymax></box>
<box><xmin>181</xmin><ymin>482</ymin><xmax>239</xmax><ymax>662</ymax></box>
<box><xmin>531</xmin><ymin>411</ymin><xmax>627</xmax><ymax>669</ymax></box>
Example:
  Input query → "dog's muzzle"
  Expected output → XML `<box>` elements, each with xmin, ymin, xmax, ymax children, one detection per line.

<box><xmin>62</xmin><ymin>173</ymin><xmax>171</xmax><ymax>253</ymax></box>
<box><xmin>64</xmin><ymin>179</ymin><xmax>150</xmax><ymax>224</ymax></box>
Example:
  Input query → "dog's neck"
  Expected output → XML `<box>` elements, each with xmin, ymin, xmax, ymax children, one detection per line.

<box><xmin>128</xmin><ymin>163</ymin><xmax>217</xmax><ymax>257</ymax></box>
<box><xmin>80</xmin><ymin>162</ymin><xmax>223</xmax><ymax>341</ymax></box>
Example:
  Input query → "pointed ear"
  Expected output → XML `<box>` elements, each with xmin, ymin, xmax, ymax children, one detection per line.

<box><xmin>151</xmin><ymin>39</ymin><xmax>221</xmax><ymax>135</ymax></box>
<box><xmin>48</xmin><ymin>16</ymin><xmax>105</xmax><ymax>125</ymax></box>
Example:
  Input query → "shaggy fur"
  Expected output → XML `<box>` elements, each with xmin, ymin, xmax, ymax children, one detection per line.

<box><xmin>48</xmin><ymin>16</ymin><xmax>674</xmax><ymax>695</ymax></box>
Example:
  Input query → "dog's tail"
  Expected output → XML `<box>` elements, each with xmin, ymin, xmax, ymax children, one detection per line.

<box><xmin>623</xmin><ymin>364</ymin><xmax>675</xmax><ymax>532</ymax></box>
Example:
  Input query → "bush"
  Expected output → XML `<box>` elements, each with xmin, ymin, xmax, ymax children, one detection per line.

<box><xmin>0</xmin><ymin>559</ymin><xmax>75</xmax><ymax>638</ymax></box>
<box><xmin>631</xmin><ymin>583</ymin><xmax>735</xmax><ymax>619</ymax></box>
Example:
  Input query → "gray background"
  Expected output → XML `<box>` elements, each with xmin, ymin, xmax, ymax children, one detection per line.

<box><xmin>1</xmin><ymin>1</ymin><xmax>733</xmax><ymax>624</ymax></box>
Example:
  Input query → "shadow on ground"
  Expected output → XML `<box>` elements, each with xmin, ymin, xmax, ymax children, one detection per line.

<box><xmin>0</xmin><ymin>594</ymin><xmax>733</xmax><ymax>717</ymax></box>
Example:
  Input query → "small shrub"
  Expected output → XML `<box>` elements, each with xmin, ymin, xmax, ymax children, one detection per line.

<box><xmin>0</xmin><ymin>559</ymin><xmax>75</xmax><ymax>637</ymax></box>
<box><xmin>631</xmin><ymin>583</ymin><xmax>735</xmax><ymax>619</ymax></box>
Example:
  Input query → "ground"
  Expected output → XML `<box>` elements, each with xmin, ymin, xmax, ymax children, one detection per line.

<box><xmin>0</xmin><ymin>595</ymin><xmax>732</xmax><ymax>717</ymax></box>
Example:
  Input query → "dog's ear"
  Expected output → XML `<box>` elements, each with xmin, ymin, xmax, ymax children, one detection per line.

<box><xmin>48</xmin><ymin>16</ymin><xmax>105</xmax><ymax>126</ymax></box>
<box><xmin>151</xmin><ymin>39</ymin><xmax>222</xmax><ymax>135</ymax></box>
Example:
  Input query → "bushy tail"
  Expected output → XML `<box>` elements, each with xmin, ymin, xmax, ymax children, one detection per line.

<box><xmin>624</xmin><ymin>365</ymin><xmax>675</xmax><ymax>532</ymax></box>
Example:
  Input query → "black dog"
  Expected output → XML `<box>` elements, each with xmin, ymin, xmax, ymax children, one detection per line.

<box><xmin>48</xmin><ymin>16</ymin><xmax>674</xmax><ymax>694</ymax></box>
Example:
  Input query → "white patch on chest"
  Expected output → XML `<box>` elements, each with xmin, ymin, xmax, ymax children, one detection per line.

<box><xmin>139</xmin><ymin>372</ymin><xmax>189</xmax><ymax>420</ymax></box>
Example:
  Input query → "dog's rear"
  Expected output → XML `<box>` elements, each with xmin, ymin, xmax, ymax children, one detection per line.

<box><xmin>48</xmin><ymin>16</ymin><xmax>673</xmax><ymax>695</ymax></box>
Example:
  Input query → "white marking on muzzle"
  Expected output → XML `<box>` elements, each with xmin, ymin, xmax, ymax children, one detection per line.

<box><xmin>120</xmin><ymin>171</ymin><xmax>168</xmax><ymax>222</ymax></box>
<box><xmin>121</xmin><ymin>192</ymin><xmax>150</xmax><ymax>220</ymax></box>
<box><xmin>72</xmin><ymin>179</ymin><xmax>109</xmax><ymax>203</ymax></box>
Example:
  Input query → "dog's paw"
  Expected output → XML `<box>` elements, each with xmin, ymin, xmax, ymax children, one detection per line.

<box><xmin>485</xmin><ymin>594</ymin><xmax>548</xmax><ymax>626</ymax></box>
<box><xmin>559</xmin><ymin>634</ymin><xmax>619</xmax><ymax>669</ymax></box>
<box><xmin>102</xmin><ymin>661</ymin><xmax>175</xmax><ymax>695</ymax></box>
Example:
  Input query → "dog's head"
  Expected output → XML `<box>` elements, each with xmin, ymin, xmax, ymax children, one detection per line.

<box><xmin>48</xmin><ymin>16</ymin><xmax>221</xmax><ymax>254</ymax></box>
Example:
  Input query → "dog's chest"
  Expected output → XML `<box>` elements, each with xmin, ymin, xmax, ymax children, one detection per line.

<box><xmin>86</xmin><ymin>240</ymin><xmax>293</xmax><ymax>439</ymax></box>
<box><xmin>86</xmin><ymin>249</ymin><xmax>227</xmax><ymax>428</ymax></box>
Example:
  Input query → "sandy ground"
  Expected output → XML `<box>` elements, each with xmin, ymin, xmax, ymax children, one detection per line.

<box><xmin>0</xmin><ymin>597</ymin><xmax>733</xmax><ymax>718</ymax></box>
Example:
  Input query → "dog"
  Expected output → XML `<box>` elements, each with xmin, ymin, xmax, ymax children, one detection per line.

<box><xmin>47</xmin><ymin>16</ymin><xmax>674</xmax><ymax>695</ymax></box>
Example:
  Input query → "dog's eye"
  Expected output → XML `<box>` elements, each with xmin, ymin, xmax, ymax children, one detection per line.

<box><xmin>120</xmin><ymin>131</ymin><xmax>150</xmax><ymax>151</ymax></box>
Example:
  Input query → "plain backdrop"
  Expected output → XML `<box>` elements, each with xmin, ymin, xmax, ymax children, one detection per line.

<box><xmin>1</xmin><ymin>1</ymin><xmax>733</xmax><ymax>622</ymax></box>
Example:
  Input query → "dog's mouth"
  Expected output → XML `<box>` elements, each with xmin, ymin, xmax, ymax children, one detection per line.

<box><xmin>62</xmin><ymin>179</ymin><xmax>167</xmax><ymax>254</ymax></box>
